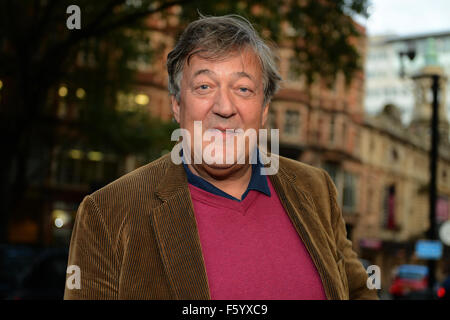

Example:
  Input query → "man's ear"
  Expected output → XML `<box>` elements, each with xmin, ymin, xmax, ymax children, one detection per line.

<box><xmin>261</xmin><ymin>103</ymin><xmax>269</xmax><ymax>127</ymax></box>
<box><xmin>171</xmin><ymin>95</ymin><xmax>181</xmax><ymax>123</ymax></box>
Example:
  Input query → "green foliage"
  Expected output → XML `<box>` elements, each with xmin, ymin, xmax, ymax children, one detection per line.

<box><xmin>177</xmin><ymin>0</ymin><xmax>370</xmax><ymax>85</ymax></box>
<box><xmin>61</xmin><ymin>26</ymin><xmax>160</xmax><ymax>155</ymax></box>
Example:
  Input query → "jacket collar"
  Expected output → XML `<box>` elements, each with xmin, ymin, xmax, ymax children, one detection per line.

<box><xmin>151</xmin><ymin>156</ymin><xmax>211</xmax><ymax>299</ymax></box>
<box><xmin>154</xmin><ymin>154</ymin><xmax>187</xmax><ymax>202</ymax></box>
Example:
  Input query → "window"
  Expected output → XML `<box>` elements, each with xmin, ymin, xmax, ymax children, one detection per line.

<box><xmin>288</xmin><ymin>57</ymin><xmax>301</xmax><ymax>81</ymax></box>
<box><xmin>437</xmin><ymin>196</ymin><xmax>449</xmax><ymax>223</ymax></box>
<box><xmin>354</xmin><ymin>131</ymin><xmax>361</xmax><ymax>155</ymax></box>
<box><xmin>267</xmin><ymin>109</ymin><xmax>277</xmax><ymax>129</ymax></box>
<box><xmin>342</xmin><ymin>122</ymin><xmax>347</xmax><ymax>145</ymax></box>
<box><xmin>323</xmin><ymin>163</ymin><xmax>358</xmax><ymax>212</ymax></box>
<box><xmin>370</xmin><ymin>137</ymin><xmax>375</xmax><ymax>151</ymax></box>
<box><xmin>317</xmin><ymin>117</ymin><xmax>323</xmax><ymax>142</ymax></box>
<box><xmin>323</xmin><ymin>162</ymin><xmax>339</xmax><ymax>184</ymax></box>
<box><xmin>284</xmin><ymin>110</ymin><xmax>300</xmax><ymax>136</ymax></box>
<box><xmin>366</xmin><ymin>186</ymin><xmax>373</xmax><ymax>213</ymax></box>
<box><xmin>329</xmin><ymin>115</ymin><xmax>335</xmax><ymax>144</ymax></box>
<box><xmin>390</xmin><ymin>147</ymin><xmax>399</xmax><ymax>162</ymax></box>
<box><xmin>55</xmin><ymin>149</ymin><xmax>119</xmax><ymax>188</ymax></box>
<box><xmin>381</xmin><ymin>185</ymin><xmax>397</xmax><ymax>230</ymax></box>
<box><xmin>342</xmin><ymin>171</ymin><xmax>357</xmax><ymax>211</ymax></box>
<box><xmin>116</xmin><ymin>91</ymin><xmax>150</xmax><ymax>112</ymax></box>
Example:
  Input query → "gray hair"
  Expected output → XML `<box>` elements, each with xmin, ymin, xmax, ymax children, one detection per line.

<box><xmin>166</xmin><ymin>14</ymin><xmax>282</xmax><ymax>105</ymax></box>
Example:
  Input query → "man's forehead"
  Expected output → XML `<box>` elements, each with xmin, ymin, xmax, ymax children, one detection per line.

<box><xmin>186</xmin><ymin>46</ymin><xmax>259</xmax><ymax>64</ymax></box>
<box><xmin>185</xmin><ymin>50</ymin><xmax>262</xmax><ymax>78</ymax></box>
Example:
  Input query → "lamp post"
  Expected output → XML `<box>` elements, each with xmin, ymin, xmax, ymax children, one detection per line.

<box><xmin>429</xmin><ymin>74</ymin><xmax>440</xmax><ymax>294</ymax></box>
<box><xmin>399</xmin><ymin>45</ymin><xmax>442</xmax><ymax>297</ymax></box>
<box><xmin>398</xmin><ymin>48</ymin><xmax>416</xmax><ymax>78</ymax></box>
<box><xmin>420</xmin><ymin>73</ymin><xmax>440</xmax><ymax>295</ymax></box>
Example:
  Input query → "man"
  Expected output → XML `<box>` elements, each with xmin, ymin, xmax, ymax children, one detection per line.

<box><xmin>64</xmin><ymin>14</ymin><xmax>377</xmax><ymax>300</ymax></box>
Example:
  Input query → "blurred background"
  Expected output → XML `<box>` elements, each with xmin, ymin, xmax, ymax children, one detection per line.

<box><xmin>0</xmin><ymin>0</ymin><xmax>449</xmax><ymax>300</ymax></box>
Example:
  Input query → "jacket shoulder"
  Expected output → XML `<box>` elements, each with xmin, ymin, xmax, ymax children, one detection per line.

<box><xmin>278</xmin><ymin>156</ymin><xmax>333</xmax><ymax>219</ymax></box>
<box><xmin>90</xmin><ymin>152</ymin><xmax>171</xmax><ymax>202</ymax></box>
<box><xmin>77</xmin><ymin>153</ymin><xmax>172</xmax><ymax>234</ymax></box>
<box><xmin>278</xmin><ymin>155</ymin><xmax>326</xmax><ymax>182</ymax></box>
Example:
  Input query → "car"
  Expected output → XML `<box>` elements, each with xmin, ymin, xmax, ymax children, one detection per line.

<box><xmin>389</xmin><ymin>264</ymin><xmax>430</xmax><ymax>299</ymax></box>
<box><xmin>437</xmin><ymin>276</ymin><xmax>450</xmax><ymax>300</ymax></box>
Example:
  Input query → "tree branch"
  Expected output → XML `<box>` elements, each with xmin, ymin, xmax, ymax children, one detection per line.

<box><xmin>80</xmin><ymin>0</ymin><xmax>127</xmax><ymax>36</ymax></box>
<box><xmin>38</xmin><ymin>0</ymin><xmax>189</xmax><ymax>86</ymax></box>
<box><xmin>32</xmin><ymin>0</ymin><xmax>61</xmax><ymax>43</ymax></box>
<box><xmin>67</xmin><ymin>0</ymin><xmax>190</xmax><ymax>44</ymax></box>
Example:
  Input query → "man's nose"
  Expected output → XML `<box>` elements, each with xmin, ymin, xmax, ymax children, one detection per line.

<box><xmin>212</xmin><ymin>88</ymin><xmax>236</xmax><ymax>118</ymax></box>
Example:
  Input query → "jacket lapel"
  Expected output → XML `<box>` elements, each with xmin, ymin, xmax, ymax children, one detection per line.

<box><xmin>150</xmin><ymin>157</ymin><xmax>210</xmax><ymax>299</ymax></box>
<box><xmin>268</xmin><ymin>163</ymin><xmax>343</xmax><ymax>300</ymax></box>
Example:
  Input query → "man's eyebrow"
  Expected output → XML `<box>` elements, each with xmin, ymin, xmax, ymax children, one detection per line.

<box><xmin>192</xmin><ymin>69</ymin><xmax>255</xmax><ymax>82</ymax></box>
<box><xmin>233</xmin><ymin>71</ymin><xmax>254</xmax><ymax>81</ymax></box>
<box><xmin>193</xmin><ymin>69</ymin><xmax>215</xmax><ymax>78</ymax></box>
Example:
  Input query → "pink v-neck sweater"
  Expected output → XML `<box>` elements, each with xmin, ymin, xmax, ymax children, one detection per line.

<box><xmin>188</xmin><ymin>178</ymin><xmax>327</xmax><ymax>300</ymax></box>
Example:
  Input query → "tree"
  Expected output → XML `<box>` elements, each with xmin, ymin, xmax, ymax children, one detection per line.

<box><xmin>0</xmin><ymin>0</ymin><xmax>369</xmax><ymax>243</ymax></box>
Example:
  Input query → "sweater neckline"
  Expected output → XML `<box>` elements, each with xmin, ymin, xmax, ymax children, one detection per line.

<box><xmin>188</xmin><ymin>183</ymin><xmax>264</xmax><ymax>215</ymax></box>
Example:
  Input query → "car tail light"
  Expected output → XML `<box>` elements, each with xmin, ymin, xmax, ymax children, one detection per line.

<box><xmin>390</xmin><ymin>283</ymin><xmax>402</xmax><ymax>296</ymax></box>
<box><xmin>437</xmin><ymin>287</ymin><xmax>446</xmax><ymax>298</ymax></box>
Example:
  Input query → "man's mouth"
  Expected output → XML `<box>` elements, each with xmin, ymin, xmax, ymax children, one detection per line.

<box><xmin>202</xmin><ymin>128</ymin><xmax>243</xmax><ymax>141</ymax></box>
<box><xmin>214</xmin><ymin>127</ymin><xmax>234</xmax><ymax>132</ymax></box>
<box><xmin>212</xmin><ymin>127</ymin><xmax>243</xmax><ymax>134</ymax></box>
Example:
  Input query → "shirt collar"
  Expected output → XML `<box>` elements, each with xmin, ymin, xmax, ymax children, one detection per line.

<box><xmin>181</xmin><ymin>148</ymin><xmax>271</xmax><ymax>201</ymax></box>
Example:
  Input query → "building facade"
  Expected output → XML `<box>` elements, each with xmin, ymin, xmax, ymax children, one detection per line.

<box><xmin>357</xmin><ymin>103</ymin><xmax>450</xmax><ymax>289</ymax></box>
<box><xmin>365</xmin><ymin>31</ymin><xmax>450</xmax><ymax>125</ymax></box>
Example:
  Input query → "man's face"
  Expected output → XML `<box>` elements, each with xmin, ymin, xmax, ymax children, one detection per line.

<box><xmin>171</xmin><ymin>48</ymin><xmax>269</xmax><ymax>177</ymax></box>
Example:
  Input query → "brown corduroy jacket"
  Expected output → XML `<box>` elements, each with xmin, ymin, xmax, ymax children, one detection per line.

<box><xmin>64</xmin><ymin>153</ymin><xmax>378</xmax><ymax>300</ymax></box>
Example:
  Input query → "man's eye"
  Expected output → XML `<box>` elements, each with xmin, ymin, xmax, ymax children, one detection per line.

<box><xmin>237</xmin><ymin>87</ymin><xmax>252</xmax><ymax>95</ymax></box>
<box><xmin>194</xmin><ymin>84</ymin><xmax>212</xmax><ymax>94</ymax></box>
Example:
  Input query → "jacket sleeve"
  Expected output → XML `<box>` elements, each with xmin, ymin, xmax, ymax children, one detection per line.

<box><xmin>322</xmin><ymin>170</ymin><xmax>379</xmax><ymax>300</ymax></box>
<box><xmin>64</xmin><ymin>195</ymin><xmax>119</xmax><ymax>299</ymax></box>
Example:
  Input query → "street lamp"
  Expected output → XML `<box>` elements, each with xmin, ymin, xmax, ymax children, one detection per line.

<box><xmin>398</xmin><ymin>47</ymin><xmax>416</xmax><ymax>79</ymax></box>
<box><xmin>399</xmin><ymin>43</ymin><xmax>442</xmax><ymax>297</ymax></box>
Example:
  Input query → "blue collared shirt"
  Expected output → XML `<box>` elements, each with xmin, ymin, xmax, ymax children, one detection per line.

<box><xmin>181</xmin><ymin>149</ymin><xmax>271</xmax><ymax>202</ymax></box>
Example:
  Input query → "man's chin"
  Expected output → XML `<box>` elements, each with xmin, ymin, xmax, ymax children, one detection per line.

<box><xmin>199</xmin><ymin>162</ymin><xmax>247</xmax><ymax>179</ymax></box>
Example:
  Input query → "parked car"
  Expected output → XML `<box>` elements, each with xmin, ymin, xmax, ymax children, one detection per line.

<box><xmin>437</xmin><ymin>276</ymin><xmax>450</xmax><ymax>300</ymax></box>
<box><xmin>389</xmin><ymin>264</ymin><xmax>430</xmax><ymax>299</ymax></box>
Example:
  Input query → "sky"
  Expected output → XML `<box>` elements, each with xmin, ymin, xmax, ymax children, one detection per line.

<box><xmin>356</xmin><ymin>0</ymin><xmax>450</xmax><ymax>36</ymax></box>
